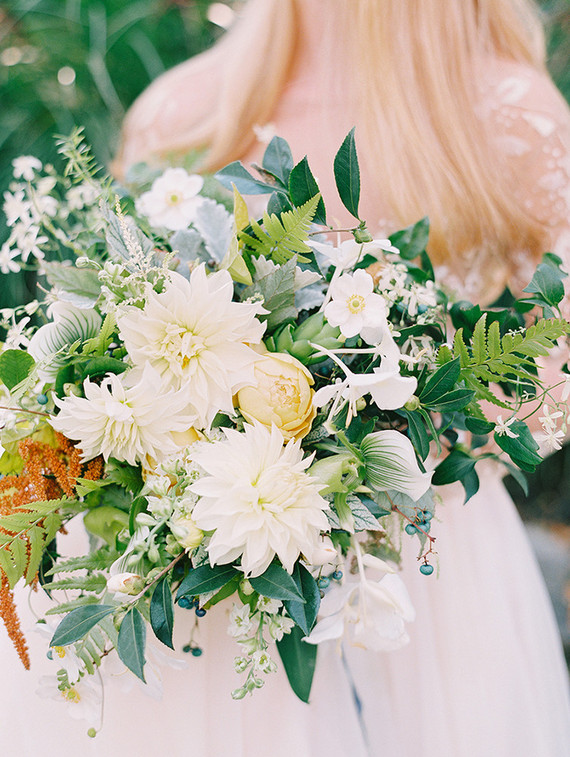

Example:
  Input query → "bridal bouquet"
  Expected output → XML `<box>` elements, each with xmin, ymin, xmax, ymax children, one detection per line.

<box><xmin>0</xmin><ymin>129</ymin><xmax>568</xmax><ymax>729</ymax></box>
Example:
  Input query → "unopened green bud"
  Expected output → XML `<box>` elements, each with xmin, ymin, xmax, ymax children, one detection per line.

<box><xmin>353</xmin><ymin>224</ymin><xmax>374</xmax><ymax>244</ymax></box>
<box><xmin>404</xmin><ymin>395</ymin><xmax>420</xmax><ymax>411</ymax></box>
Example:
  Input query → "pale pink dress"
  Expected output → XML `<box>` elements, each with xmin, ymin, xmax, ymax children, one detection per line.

<box><xmin>2</xmin><ymin>60</ymin><xmax>570</xmax><ymax>757</ymax></box>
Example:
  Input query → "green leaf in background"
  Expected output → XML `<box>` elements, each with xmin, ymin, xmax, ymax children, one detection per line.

<box><xmin>0</xmin><ymin>350</ymin><xmax>35</xmax><ymax>391</ymax></box>
<box><xmin>176</xmin><ymin>564</ymin><xmax>238</xmax><ymax>601</ymax></box>
<box><xmin>288</xmin><ymin>156</ymin><xmax>327</xmax><ymax>226</ymax></box>
<box><xmin>389</xmin><ymin>217</ymin><xmax>430</xmax><ymax>260</ymax></box>
<box><xmin>464</xmin><ymin>417</ymin><xmax>495</xmax><ymax>435</ymax></box>
<box><xmin>117</xmin><ymin>607</ymin><xmax>147</xmax><ymax>682</ymax></box>
<box><xmin>42</xmin><ymin>261</ymin><xmax>102</xmax><ymax>308</ymax></box>
<box><xmin>262</xmin><ymin>136</ymin><xmax>294</xmax><ymax>186</ymax></box>
<box><xmin>249</xmin><ymin>562</ymin><xmax>305</xmax><ymax>602</ymax></box>
<box><xmin>79</xmin><ymin>355</ymin><xmax>128</xmax><ymax>381</ymax></box>
<box><xmin>283</xmin><ymin>563</ymin><xmax>320</xmax><ymax>636</ymax></box>
<box><xmin>215</xmin><ymin>162</ymin><xmax>278</xmax><ymax>195</ymax></box>
<box><xmin>423</xmin><ymin>388</ymin><xmax>475</xmax><ymax>413</ymax></box>
<box><xmin>150</xmin><ymin>576</ymin><xmax>175</xmax><ymax>650</ymax></box>
<box><xmin>419</xmin><ymin>358</ymin><xmax>460</xmax><ymax>405</ymax></box>
<box><xmin>243</xmin><ymin>256</ymin><xmax>297</xmax><ymax>332</ymax></box>
<box><xmin>276</xmin><ymin>625</ymin><xmax>317</xmax><ymax>703</ymax></box>
<box><xmin>401</xmin><ymin>409</ymin><xmax>430</xmax><ymax>461</ymax></box>
<box><xmin>333</xmin><ymin>128</ymin><xmax>360</xmax><ymax>219</ymax></box>
<box><xmin>50</xmin><ymin>604</ymin><xmax>115</xmax><ymax>646</ymax></box>
<box><xmin>522</xmin><ymin>254</ymin><xmax>567</xmax><ymax>312</ymax></box>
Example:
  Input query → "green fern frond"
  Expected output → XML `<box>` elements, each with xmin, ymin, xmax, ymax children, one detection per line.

<box><xmin>46</xmin><ymin>550</ymin><xmax>116</xmax><ymax>576</ymax></box>
<box><xmin>46</xmin><ymin>575</ymin><xmax>108</xmax><ymax>593</ymax></box>
<box><xmin>241</xmin><ymin>194</ymin><xmax>320</xmax><ymax>264</ymax></box>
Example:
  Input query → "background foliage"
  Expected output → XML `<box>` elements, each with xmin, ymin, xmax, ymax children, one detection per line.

<box><xmin>0</xmin><ymin>0</ymin><xmax>569</xmax><ymax>523</ymax></box>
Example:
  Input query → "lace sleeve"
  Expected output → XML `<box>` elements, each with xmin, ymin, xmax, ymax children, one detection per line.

<box><xmin>480</xmin><ymin>61</ymin><xmax>570</xmax><ymax>315</ymax></box>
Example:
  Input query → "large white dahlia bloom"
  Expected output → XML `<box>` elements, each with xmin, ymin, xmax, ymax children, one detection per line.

<box><xmin>117</xmin><ymin>266</ymin><xmax>266</xmax><ymax>428</ymax></box>
<box><xmin>190</xmin><ymin>423</ymin><xmax>330</xmax><ymax>577</ymax></box>
<box><xmin>51</xmin><ymin>364</ymin><xmax>196</xmax><ymax>465</ymax></box>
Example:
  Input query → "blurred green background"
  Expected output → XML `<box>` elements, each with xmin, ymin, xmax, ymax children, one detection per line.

<box><xmin>0</xmin><ymin>0</ymin><xmax>569</xmax><ymax>539</ymax></box>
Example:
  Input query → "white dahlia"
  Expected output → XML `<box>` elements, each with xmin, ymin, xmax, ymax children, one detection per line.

<box><xmin>190</xmin><ymin>423</ymin><xmax>330</xmax><ymax>577</ymax></box>
<box><xmin>117</xmin><ymin>265</ymin><xmax>266</xmax><ymax>428</ymax></box>
<box><xmin>51</xmin><ymin>363</ymin><xmax>196</xmax><ymax>465</ymax></box>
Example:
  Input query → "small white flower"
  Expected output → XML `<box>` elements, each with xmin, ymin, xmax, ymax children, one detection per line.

<box><xmin>303</xmin><ymin>535</ymin><xmax>339</xmax><ymax>568</ymax></box>
<box><xmin>190</xmin><ymin>423</ymin><xmax>330</xmax><ymax>577</ymax></box>
<box><xmin>11</xmin><ymin>224</ymin><xmax>48</xmax><ymax>262</ymax></box>
<box><xmin>12</xmin><ymin>155</ymin><xmax>42</xmax><ymax>181</ymax></box>
<box><xmin>252</xmin><ymin>649</ymin><xmax>277</xmax><ymax>674</ymax></box>
<box><xmin>538</xmin><ymin>404</ymin><xmax>563</xmax><ymax>431</ymax></box>
<box><xmin>3</xmin><ymin>189</ymin><xmax>32</xmax><ymax>226</ymax></box>
<box><xmin>136</xmin><ymin>167</ymin><xmax>204</xmax><ymax>230</ymax></box>
<box><xmin>256</xmin><ymin>595</ymin><xmax>282</xmax><ymax>614</ymax></box>
<box><xmin>51</xmin><ymin>364</ymin><xmax>196</xmax><ymax>465</ymax></box>
<box><xmin>536</xmin><ymin>427</ymin><xmax>565</xmax><ymax>452</ymax></box>
<box><xmin>0</xmin><ymin>242</ymin><xmax>21</xmax><ymax>274</ymax></box>
<box><xmin>267</xmin><ymin>613</ymin><xmax>295</xmax><ymax>641</ymax></box>
<box><xmin>229</xmin><ymin>603</ymin><xmax>254</xmax><ymax>638</ymax></box>
<box><xmin>36</xmin><ymin>675</ymin><xmax>101</xmax><ymax>723</ymax></box>
<box><xmin>312</xmin><ymin>238</ymin><xmax>398</xmax><ymax>272</ymax></box>
<box><xmin>325</xmin><ymin>269</ymin><xmax>390</xmax><ymax>344</ymax></box>
<box><xmin>4</xmin><ymin>315</ymin><xmax>31</xmax><ymax>349</ymax></box>
<box><xmin>34</xmin><ymin>622</ymin><xmax>83</xmax><ymax>683</ymax></box>
<box><xmin>67</xmin><ymin>183</ymin><xmax>99</xmax><ymax>211</ymax></box>
<box><xmin>494</xmin><ymin>415</ymin><xmax>517</xmax><ymax>438</ymax></box>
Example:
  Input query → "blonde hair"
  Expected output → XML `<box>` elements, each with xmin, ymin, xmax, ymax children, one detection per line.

<box><xmin>116</xmin><ymin>0</ymin><xmax>549</xmax><ymax>284</ymax></box>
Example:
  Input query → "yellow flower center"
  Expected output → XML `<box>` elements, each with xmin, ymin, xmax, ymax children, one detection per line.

<box><xmin>167</xmin><ymin>192</ymin><xmax>181</xmax><ymax>206</ymax></box>
<box><xmin>62</xmin><ymin>688</ymin><xmax>81</xmax><ymax>704</ymax></box>
<box><xmin>347</xmin><ymin>294</ymin><xmax>365</xmax><ymax>314</ymax></box>
<box><xmin>270</xmin><ymin>378</ymin><xmax>299</xmax><ymax>408</ymax></box>
<box><xmin>53</xmin><ymin>646</ymin><xmax>67</xmax><ymax>659</ymax></box>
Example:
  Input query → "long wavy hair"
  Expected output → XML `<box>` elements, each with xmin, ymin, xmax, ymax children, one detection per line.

<box><xmin>115</xmin><ymin>0</ymin><xmax>549</xmax><ymax>286</ymax></box>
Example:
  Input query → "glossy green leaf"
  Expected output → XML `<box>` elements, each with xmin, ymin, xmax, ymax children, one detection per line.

<box><xmin>50</xmin><ymin>604</ymin><xmax>115</xmax><ymax>646</ymax></box>
<box><xmin>249</xmin><ymin>562</ymin><xmax>305</xmax><ymax>602</ymax></box>
<box><xmin>431</xmin><ymin>449</ymin><xmax>475</xmax><ymax>486</ymax></box>
<box><xmin>402</xmin><ymin>410</ymin><xmax>430</xmax><ymax>461</ymax></box>
<box><xmin>333</xmin><ymin>128</ymin><xmax>360</xmax><ymax>219</ymax></box>
<box><xmin>423</xmin><ymin>388</ymin><xmax>475</xmax><ymax>412</ymax></box>
<box><xmin>117</xmin><ymin>607</ymin><xmax>147</xmax><ymax>682</ymax></box>
<box><xmin>150</xmin><ymin>576</ymin><xmax>174</xmax><ymax>650</ymax></box>
<box><xmin>419</xmin><ymin>358</ymin><xmax>460</xmax><ymax>405</ymax></box>
<box><xmin>262</xmin><ymin>136</ymin><xmax>294</xmax><ymax>186</ymax></box>
<box><xmin>389</xmin><ymin>217</ymin><xmax>430</xmax><ymax>260</ymax></box>
<box><xmin>283</xmin><ymin>563</ymin><xmax>321</xmax><ymax>636</ymax></box>
<box><xmin>288</xmin><ymin>156</ymin><xmax>327</xmax><ymax>225</ymax></box>
<box><xmin>276</xmin><ymin>625</ymin><xmax>317</xmax><ymax>703</ymax></box>
<box><xmin>494</xmin><ymin>420</ymin><xmax>542</xmax><ymax>472</ymax></box>
<box><xmin>176</xmin><ymin>564</ymin><xmax>238</xmax><ymax>601</ymax></box>
<box><xmin>0</xmin><ymin>350</ymin><xmax>35</xmax><ymax>391</ymax></box>
<box><xmin>215</xmin><ymin>161</ymin><xmax>278</xmax><ymax>195</ymax></box>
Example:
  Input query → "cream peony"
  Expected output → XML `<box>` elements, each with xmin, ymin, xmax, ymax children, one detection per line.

<box><xmin>117</xmin><ymin>266</ymin><xmax>266</xmax><ymax>429</ymax></box>
<box><xmin>190</xmin><ymin>423</ymin><xmax>330</xmax><ymax>577</ymax></box>
<box><xmin>51</xmin><ymin>363</ymin><xmax>196</xmax><ymax>465</ymax></box>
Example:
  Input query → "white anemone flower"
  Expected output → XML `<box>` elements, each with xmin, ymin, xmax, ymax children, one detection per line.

<box><xmin>135</xmin><ymin>167</ymin><xmax>204</xmax><ymax>230</ymax></box>
<box><xmin>325</xmin><ymin>269</ymin><xmax>390</xmax><ymax>344</ymax></box>
<box><xmin>305</xmin><ymin>553</ymin><xmax>415</xmax><ymax>652</ymax></box>
<box><xmin>190</xmin><ymin>423</ymin><xmax>330</xmax><ymax>577</ymax></box>
<box><xmin>36</xmin><ymin>675</ymin><xmax>101</xmax><ymax>723</ymax></box>
<box><xmin>117</xmin><ymin>266</ymin><xmax>266</xmax><ymax>428</ymax></box>
<box><xmin>51</xmin><ymin>363</ymin><xmax>196</xmax><ymax>465</ymax></box>
<box><xmin>311</xmin><ymin>238</ymin><xmax>399</xmax><ymax>272</ymax></box>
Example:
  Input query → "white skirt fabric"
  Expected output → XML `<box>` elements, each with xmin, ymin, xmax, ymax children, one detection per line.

<box><xmin>1</xmin><ymin>464</ymin><xmax>569</xmax><ymax>757</ymax></box>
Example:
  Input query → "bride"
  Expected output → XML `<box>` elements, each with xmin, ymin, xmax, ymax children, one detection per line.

<box><xmin>2</xmin><ymin>1</ymin><xmax>570</xmax><ymax>755</ymax></box>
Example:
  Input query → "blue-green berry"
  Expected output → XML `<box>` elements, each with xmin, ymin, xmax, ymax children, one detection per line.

<box><xmin>419</xmin><ymin>563</ymin><xmax>434</xmax><ymax>576</ymax></box>
<box><xmin>317</xmin><ymin>577</ymin><xmax>330</xmax><ymax>589</ymax></box>
<box><xmin>37</xmin><ymin>393</ymin><xmax>48</xmax><ymax>405</ymax></box>
<box><xmin>195</xmin><ymin>607</ymin><xmax>206</xmax><ymax>617</ymax></box>
<box><xmin>182</xmin><ymin>644</ymin><xmax>192</xmax><ymax>653</ymax></box>
<box><xmin>422</xmin><ymin>510</ymin><xmax>433</xmax><ymax>522</ymax></box>
<box><xmin>405</xmin><ymin>523</ymin><xmax>417</xmax><ymax>535</ymax></box>
<box><xmin>332</xmin><ymin>570</ymin><xmax>343</xmax><ymax>581</ymax></box>
<box><xmin>178</xmin><ymin>596</ymin><xmax>193</xmax><ymax>609</ymax></box>
<box><xmin>46</xmin><ymin>649</ymin><xmax>53</xmax><ymax>660</ymax></box>
<box><xmin>191</xmin><ymin>646</ymin><xmax>203</xmax><ymax>657</ymax></box>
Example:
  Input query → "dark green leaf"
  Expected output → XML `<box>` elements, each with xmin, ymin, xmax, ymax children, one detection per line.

<box><xmin>431</xmin><ymin>449</ymin><xmax>475</xmax><ymax>486</ymax></box>
<box><xmin>249</xmin><ymin>562</ymin><xmax>305</xmax><ymax>602</ymax></box>
<box><xmin>0</xmin><ymin>350</ymin><xmax>35</xmax><ymax>391</ymax></box>
<box><xmin>289</xmin><ymin>157</ymin><xmax>327</xmax><ymax>225</ymax></box>
<box><xmin>423</xmin><ymin>388</ymin><xmax>475</xmax><ymax>412</ymax></box>
<box><xmin>461</xmin><ymin>468</ymin><xmax>480</xmax><ymax>503</ymax></box>
<box><xmin>50</xmin><ymin>604</ymin><xmax>115</xmax><ymax>646</ymax></box>
<box><xmin>150</xmin><ymin>577</ymin><xmax>174</xmax><ymax>650</ymax></box>
<box><xmin>494</xmin><ymin>420</ymin><xmax>542</xmax><ymax>472</ymax></box>
<box><xmin>283</xmin><ymin>563</ymin><xmax>321</xmax><ymax>635</ymax></box>
<box><xmin>262</xmin><ymin>136</ymin><xmax>294</xmax><ymax>186</ymax></box>
<box><xmin>502</xmin><ymin>462</ymin><xmax>529</xmax><ymax>496</ymax></box>
<box><xmin>465</xmin><ymin>417</ymin><xmax>494</xmax><ymax>435</ymax></box>
<box><xmin>176</xmin><ymin>564</ymin><xmax>238</xmax><ymax>601</ymax></box>
<box><xmin>267</xmin><ymin>192</ymin><xmax>293</xmax><ymax>216</ymax></box>
<box><xmin>402</xmin><ymin>410</ymin><xmax>430</xmax><ymax>461</ymax></box>
<box><xmin>79</xmin><ymin>356</ymin><xmax>128</xmax><ymax>381</ymax></box>
<box><xmin>117</xmin><ymin>607</ymin><xmax>147</xmax><ymax>682</ymax></box>
<box><xmin>419</xmin><ymin>358</ymin><xmax>460</xmax><ymax>404</ymax></box>
<box><xmin>523</xmin><ymin>260</ymin><xmax>566</xmax><ymax>308</ymax></box>
<box><xmin>276</xmin><ymin>625</ymin><xmax>317</xmax><ymax>703</ymax></box>
<box><xmin>333</xmin><ymin>128</ymin><xmax>360</xmax><ymax>219</ymax></box>
<box><xmin>389</xmin><ymin>217</ymin><xmax>430</xmax><ymax>260</ymax></box>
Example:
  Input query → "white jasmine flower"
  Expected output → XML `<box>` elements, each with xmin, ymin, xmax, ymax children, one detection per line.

<box><xmin>405</xmin><ymin>281</ymin><xmax>437</xmax><ymax>317</ymax></box>
<box><xmin>11</xmin><ymin>225</ymin><xmax>48</xmax><ymax>262</ymax></box>
<box><xmin>325</xmin><ymin>269</ymin><xmax>390</xmax><ymax>344</ymax></box>
<box><xmin>494</xmin><ymin>415</ymin><xmax>517</xmax><ymax>438</ymax></box>
<box><xmin>252</xmin><ymin>649</ymin><xmax>278</xmax><ymax>674</ymax></box>
<box><xmin>0</xmin><ymin>242</ymin><xmax>20</xmax><ymax>274</ymax></box>
<box><xmin>229</xmin><ymin>603</ymin><xmax>254</xmax><ymax>638</ymax></box>
<box><xmin>190</xmin><ymin>423</ymin><xmax>330</xmax><ymax>577</ymax></box>
<box><xmin>256</xmin><ymin>595</ymin><xmax>282</xmax><ymax>614</ymax></box>
<box><xmin>36</xmin><ymin>675</ymin><xmax>101</xmax><ymax>724</ymax></box>
<box><xmin>538</xmin><ymin>404</ymin><xmax>563</xmax><ymax>430</ymax></box>
<box><xmin>118</xmin><ymin>266</ymin><xmax>266</xmax><ymax>428</ymax></box>
<box><xmin>4</xmin><ymin>315</ymin><xmax>31</xmax><ymax>349</ymax></box>
<box><xmin>51</xmin><ymin>363</ymin><xmax>196</xmax><ymax>465</ymax></box>
<box><xmin>536</xmin><ymin>427</ymin><xmax>565</xmax><ymax>452</ymax></box>
<box><xmin>3</xmin><ymin>189</ymin><xmax>32</xmax><ymax>226</ymax></box>
<box><xmin>311</xmin><ymin>238</ymin><xmax>398</xmax><ymax>272</ymax></box>
<box><xmin>135</xmin><ymin>167</ymin><xmax>204</xmax><ymax>230</ymax></box>
<box><xmin>67</xmin><ymin>183</ymin><xmax>99</xmax><ymax>211</ymax></box>
<box><xmin>12</xmin><ymin>155</ymin><xmax>42</xmax><ymax>181</ymax></box>
<box><xmin>267</xmin><ymin>613</ymin><xmax>295</xmax><ymax>641</ymax></box>
<box><xmin>305</xmin><ymin>552</ymin><xmax>414</xmax><ymax>652</ymax></box>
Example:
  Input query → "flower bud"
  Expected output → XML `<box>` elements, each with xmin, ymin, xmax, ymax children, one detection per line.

<box><xmin>404</xmin><ymin>395</ymin><xmax>420</xmax><ymax>411</ymax></box>
<box><xmin>274</xmin><ymin>314</ymin><xmax>342</xmax><ymax>366</ymax></box>
<box><xmin>304</xmin><ymin>535</ymin><xmax>339</xmax><ymax>567</ymax></box>
<box><xmin>170</xmin><ymin>514</ymin><xmax>204</xmax><ymax>551</ymax></box>
<box><xmin>236</xmin><ymin>352</ymin><xmax>317</xmax><ymax>440</ymax></box>
<box><xmin>107</xmin><ymin>572</ymin><xmax>144</xmax><ymax>595</ymax></box>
